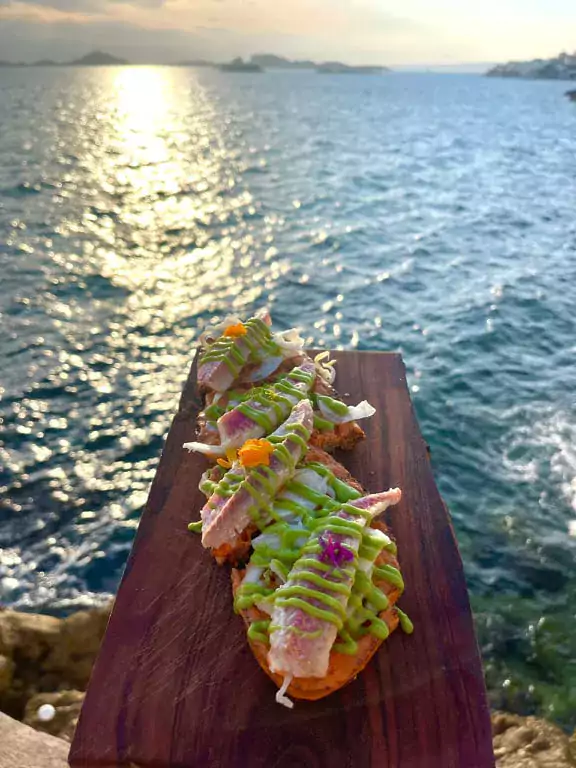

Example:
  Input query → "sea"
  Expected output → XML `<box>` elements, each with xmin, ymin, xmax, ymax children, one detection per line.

<box><xmin>0</xmin><ymin>67</ymin><xmax>575</xmax><ymax>729</ymax></box>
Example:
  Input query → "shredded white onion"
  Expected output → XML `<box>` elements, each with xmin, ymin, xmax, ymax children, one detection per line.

<box><xmin>183</xmin><ymin>441</ymin><xmax>226</xmax><ymax>457</ymax></box>
<box><xmin>317</xmin><ymin>398</ymin><xmax>376</xmax><ymax>424</ymax></box>
<box><xmin>275</xmin><ymin>675</ymin><xmax>294</xmax><ymax>709</ymax></box>
<box><xmin>243</xmin><ymin>565</ymin><xmax>265</xmax><ymax>584</ymax></box>
<box><xmin>255</xmin><ymin>307</ymin><xmax>272</xmax><ymax>325</ymax></box>
<box><xmin>274</xmin><ymin>328</ymin><xmax>305</xmax><ymax>358</ymax></box>
<box><xmin>313</xmin><ymin>351</ymin><xmax>337</xmax><ymax>385</ymax></box>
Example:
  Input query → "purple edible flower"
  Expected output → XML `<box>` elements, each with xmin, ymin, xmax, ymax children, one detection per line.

<box><xmin>319</xmin><ymin>532</ymin><xmax>354</xmax><ymax>568</ymax></box>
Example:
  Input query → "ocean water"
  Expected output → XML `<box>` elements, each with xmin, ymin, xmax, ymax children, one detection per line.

<box><xmin>1</xmin><ymin>67</ymin><xmax>575</xmax><ymax>728</ymax></box>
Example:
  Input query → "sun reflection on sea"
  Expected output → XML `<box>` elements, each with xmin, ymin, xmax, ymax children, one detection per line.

<box><xmin>93</xmin><ymin>66</ymin><xmax>243</xmax><ymax>309</ymax></box>
<box><xmin>2</xmin><ymin>65</ymin><xmax>284</xmax><ymax>612</ymax></box>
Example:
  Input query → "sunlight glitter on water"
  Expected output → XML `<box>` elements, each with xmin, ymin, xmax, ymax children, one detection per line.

<box><xmin>1</xmin><ymin>68</ymin><xmax>576</xmax><ymax>726</ymax></box>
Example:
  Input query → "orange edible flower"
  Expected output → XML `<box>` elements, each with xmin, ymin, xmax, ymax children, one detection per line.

<box><xmin>223</xmin><ymin>322</ymin><xmax>247</xmax><ymax>338</ymax></box>
<box><xmin>238</xmin><ymin>438</ymin><xmax>275</xmax><ymax>468</ymax></box>
<box><xmin>217</xmin><ymin>448</ymin><xmax>239</xmax><ymax>469</ymax></box>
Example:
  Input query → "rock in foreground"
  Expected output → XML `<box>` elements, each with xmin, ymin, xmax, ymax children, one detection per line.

<box><xmin>0</xmin><ymin>606</ymin><xmax>110</xmax><ymax>720</ymax></box>
<box><xmin>492</xmin><ymin>712</ymin><xmax>576</xmax><ymax>767</ymax></box>
<box><xmin>0</xmin><ymin>711</ymin><xmax>68</xmax><ymax>768</ymax></box>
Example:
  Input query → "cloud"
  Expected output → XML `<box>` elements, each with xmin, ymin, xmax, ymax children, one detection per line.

<box><xmin>111</xmin><ymin>0</ymin><xmax>164</xmax><ymax>6</ymax></box>
<box><xmin>3</xmin><ymin>0</ymin><xmax>574</xmax><ymax>66</ymax></box>
<box><xmin>0</xmin><ymin>0</ymin><xmax>435</xmax><ymax>63</ymax></box>
<box><xmin>1</xmin><ymin>0</ymin><xmax>164</xmax><ymax>12</ymax></box>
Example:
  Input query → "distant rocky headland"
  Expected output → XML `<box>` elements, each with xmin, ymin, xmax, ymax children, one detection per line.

<box><xmin>0</xmin><ymin>50</ymin><xmax>390</xmax><ymax>74</ymax></box>
<box><xmin>250</xmin><ymin>55</ymin><xmax>388</xmax><ymax>74</ymax></box>
<box><xmin>486</xmin><ymin>51</ymin><xmax>576</xmax><ymax>80</ymax></box>
<box><xmin>0</xmin><ymin>51</ymin><xmax>128</xmax><ymax>67</ymax></box>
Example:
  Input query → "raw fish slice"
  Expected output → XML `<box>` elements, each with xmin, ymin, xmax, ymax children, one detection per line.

<box><xmin>217</xmin><ymin>362</ymin><xmax>316</xmax><ymax>448</ymax></box>
<box><xmin>201</xmin><ymin>400</ymin><xmax>314</xmax><ymax>549</ymax></box>
<box><xmin>197</xmin><ymin>316</ymin><xmax>280</xmax><ymax>392</ymax></box>
<box><xmin>268</xmin><ymin>488</ymin><xmax>401</xmax><ymax>680</ymax></box>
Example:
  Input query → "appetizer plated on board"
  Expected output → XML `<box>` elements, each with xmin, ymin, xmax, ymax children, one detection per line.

<box><xmin>185</xmin><ymin>311</ymin><xmax>413</xmax><ymax>708</ymax></box>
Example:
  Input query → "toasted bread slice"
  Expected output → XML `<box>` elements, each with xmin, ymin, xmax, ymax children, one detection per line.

<box><xmin>231</xmin><ymin>521</ymin><xmax>402</xmax><ymax>700</ymax></box>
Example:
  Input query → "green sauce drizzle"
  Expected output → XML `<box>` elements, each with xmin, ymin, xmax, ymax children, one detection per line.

<box><xmin>199</xmin><ymin>316</ymin><xmax>282</xmax><ymax>380</ymax></box>
<box><xmin>396</xmin><ymin>608</ymin><xmax>414</xmax><ymax>634</ymax></box>
<box><xmin>316</xmin><ymin>394</ymin><xmax>349</xmax><ymax>417</ymax></box>
<box><xmin>313</xmin><ymin>415</ymin><xmax>335</xmax><ymax>431</ymax></box>
<box><xmin>248</xmin><ymin>620</ymin><xmax>271</xmax><ymax>644</ymax></box>
<box><xmin>232</xmin><ymin>464</ymin><xmax>412</xmax><ymax>654</ymax></box>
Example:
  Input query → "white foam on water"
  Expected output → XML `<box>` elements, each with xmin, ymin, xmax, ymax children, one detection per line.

<box><xmin>502</xmin><ymin>406</ymin><xmax>576</xmax><ymax>526</ymax></box>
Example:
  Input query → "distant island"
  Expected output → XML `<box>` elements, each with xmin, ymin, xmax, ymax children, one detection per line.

<box><xmin>70</xmin><ymin>51</ymin><xmax>128</xmax><ymax>66</ymax></box>
<box><xmin>0</xmin><ymin>50</ymin><xmax>128</xmax><ymax>67</ymax></box>
<box><xmin>219</xmin><ymin>57</ymin><xmax>263</xmax><ymax>73</ymax></box>
<box><xmin>316</xmin><ymin>62</ymin><xmax>388</xmax><ymax>74</ymax></box>
<box><xmin>250</xmin><ymin>54</ymin><xmax>316</xmax><ymax>69</ymax></box>
<box><xmin>248</xmin><ymin>55</ymin><xmax>388</xmax><ymax>74</ymax></box>
<box><xmin>175</xmin><ymin>58</ymin><xmax>213</xmax><ymax>68</ymax></box>
<box><xmin>486</xmin><ymin>51</ymin><xmax>576</xmax><ymax>81</ymax></box>
<box><xmin>0</xmin><ymin>50</ymin><xmax>390</xmax><ymax>74</ymax></box>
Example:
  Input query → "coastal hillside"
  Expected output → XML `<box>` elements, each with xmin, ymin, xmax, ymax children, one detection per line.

<box><xmin>487</xmin><ymin>51</ymin><xmax>576</xmax><ymax>80</ymax></box>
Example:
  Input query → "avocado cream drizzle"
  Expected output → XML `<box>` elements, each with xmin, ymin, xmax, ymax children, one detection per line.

<box><xmin>227</xmin><ymin>465</ymin><xmax>412</xmax><ymax>652</ymax></box>
<box><xmin>200</xmin><ymin>369</ymin><xmax>348</xmax><ymax>438</ymax></box>
<box><xmin>233</xmin><ymin>367</ymin><xmax>315</xmax><ymax>432</ymax></box>
<box><xmin>315</xmin><ymin>394</ymin><xmax>349</xmax><ymax>417</ymax></box>
<box><xmin>199</xmin><ymin>317</ymin><xmax>281</xmax><ymax>373</ymax></box>
<box><xmin>188</xmin><ymin>437</ymin><xmax>413</xmax><ymax>656</ymax></box>
<box><xmin>396</xmin><ymin>608</ymin><xmax>414</xmax><ymax>634</ymax></box>
<box><xmin>247</xmin><ymin>620</ymin><xmax>271</xmax><ymax>644</ymax></box>
<box><xmin>203</xmin><ymin>418</ymin><xmax>313</xmax><ymax>530</ymax></box>
<box><xmin>313</xmin><ymin>415</ymin><xmax>335</xmax><ymax>432</ymax></box>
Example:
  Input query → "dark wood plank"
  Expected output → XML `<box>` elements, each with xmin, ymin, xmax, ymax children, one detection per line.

<box><xmin>70</xmin><ymin>352</ymin><xmax>494</xmax><ymax>768</ymax></box>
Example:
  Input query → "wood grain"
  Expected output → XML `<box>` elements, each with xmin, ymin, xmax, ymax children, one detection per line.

<box><xmin>70</xmin><ymin>352</ymin><xmax>494</xmax><ymax>768</ymax></box>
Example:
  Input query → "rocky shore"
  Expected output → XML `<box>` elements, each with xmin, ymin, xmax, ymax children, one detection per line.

<box><xmin>0</xmin><ymin>606</ymin><xmax>110</xmax><ymax>742</ymax></box>
<box><xmin>0</xmin><ymin>606</ymin><xmax>575</xmax><ymax>766</ymax></box>
<box><xmin>486</xmin><ymin>51</ymin><xmax>576</xmax><ymax>80</ymax></box>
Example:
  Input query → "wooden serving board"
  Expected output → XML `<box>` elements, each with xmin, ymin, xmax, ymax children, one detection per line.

<box><xmin>70</xmin><ymin>352</ymin><xmax>494</xmax><ymax>768</ymax></box>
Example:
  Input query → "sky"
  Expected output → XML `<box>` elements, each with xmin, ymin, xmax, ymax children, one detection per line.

<box><xmin>0</xmin><ymin>0</ymin><xmax>575</xmax><ymax>67</ymax></box>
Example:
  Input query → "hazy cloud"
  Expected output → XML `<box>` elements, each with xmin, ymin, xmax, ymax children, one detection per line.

<box><xmin>2</xmin><ymin>0</ymin><xmax>164</xmax><ymax>10</ymax></box>
<box><xmin>2</xmin><ymin>0</ymin><xmax>574</xmax><ymax>66</ymax></box>
<box><xmin>110</xmin><ymin>0</ymin><xmax>165</xmax><ymax>6</ymax></box>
